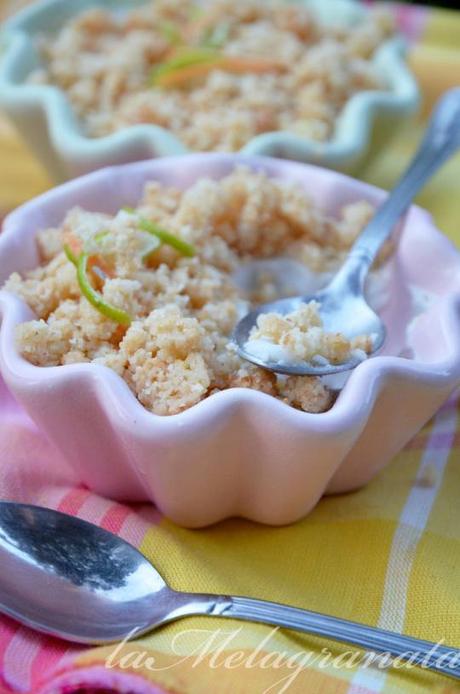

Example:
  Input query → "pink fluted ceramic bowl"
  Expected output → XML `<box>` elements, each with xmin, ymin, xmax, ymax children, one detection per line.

<box><xmin>1</xmin><ymin>154</ymin><xmax>460</xmax><ymax>527</ymax></box>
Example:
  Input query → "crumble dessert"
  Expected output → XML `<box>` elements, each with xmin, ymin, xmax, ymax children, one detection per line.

<box><xmin>4</xmin><ymin>168</ymin><xmax>378</xmax><ymax>415</ymax></box>
<box><xmin>246</xmin><ymin>301</ymin><xmax>373</xmax><ymax>366</ymax></box>
<box><xmin>27</xmin><ymin>0</ymin><xmax>394</xmax><ymax>151</ymax></box>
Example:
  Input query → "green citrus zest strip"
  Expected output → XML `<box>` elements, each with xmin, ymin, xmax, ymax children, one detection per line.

<box><xmin>149</xmin><ymin>47</ymin><xmax>222</xmax><ymax>86</ymax></box>
<box><xmin>120</xmin><ymin>208</ymin><xmax>162</xmax><ymax>261</ymax></box>
<box><xmin>94</xmin><ymin>229</ymin><xmax>110</xmax><ymax>244</ymax></box>
<box><xmin>64</xmin><ymin>243</ymin><xmax>78</xmax><ymax>266</ymax></box>
<box><xmin>189</xmin><ymin>4</ymin><xmax>204</xmax><ymax>21</ymax></box>
<box><xmin>201</xmin><ymin>22</ymin><xmax>230</xmax><ymax>49</ymax></box>
<box><xmin>138</xmin><ymin>218</ymin><xmax>196</xmax><ymax>257</ymax></box>
<box><xmin>77</xmin><ymin>253</ymin><xmax>132</xmax><ymax>326</ymax></box>
<box><xmin>159</xmin><ymin>21</ymin><xmax>183</xmax><ymax>46</ymax></box>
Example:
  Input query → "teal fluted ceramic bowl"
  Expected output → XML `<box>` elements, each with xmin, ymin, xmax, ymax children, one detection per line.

<box><xmin>0</xmin><ymin>0</ymin><xmax>419</xmax><ymax>181</ymax></box>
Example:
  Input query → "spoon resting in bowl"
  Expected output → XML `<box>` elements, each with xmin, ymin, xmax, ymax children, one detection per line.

<box><xmin>234</xmin><ymin>88</ymin><xmax>460</xmax><ymax>376</ymax></box>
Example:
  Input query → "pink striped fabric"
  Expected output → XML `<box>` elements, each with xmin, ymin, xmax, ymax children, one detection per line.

<box><xmin>0</xmin><ymin>375</ymin><xmax>163</xmax><ymax>693</ymax></box>
<box><xmin>36</xmin><ymin>666</ymin><xmax>170</xmax><ymax>694</ymax></box>
<box><xmin>391</xmin><ymin>3</ymin><xmax>428</xmax><ymax>43</ymax></box>
<box><xmin>362</xmin><ymin>2</ymin><xmax>428</xmax><ymax>42</ymax></box>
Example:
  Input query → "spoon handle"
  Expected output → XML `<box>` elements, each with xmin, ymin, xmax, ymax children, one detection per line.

<box><xmin>333</xmin><ymin>87</ymin><xmax>460</xmax><ymax>290</ymax></box>
<box><xmin>217</xmin><ymin>595</ymin><xmax>460</xmax><ymax>679</ymax></box>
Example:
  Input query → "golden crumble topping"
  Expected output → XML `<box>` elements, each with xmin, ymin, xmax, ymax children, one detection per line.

<box><xmin>247</xmin><ymin>301</ymin><xmax>373</xmax><ymax>365</ymax></box>
<box><xmin>27</xmin><ymin>0</ymin><xmax>394</xmax><ymax>151</ymax></box>
<box><xmin>5</xmin><ymin>168</ymin><xmax>378</xmax><ymax>415</ymax></box>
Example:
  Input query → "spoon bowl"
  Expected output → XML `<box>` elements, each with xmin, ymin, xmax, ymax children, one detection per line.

<box><xmin>235</xmin><ymin>87</ymin><xmax>460</xmax><ymax>376</ymax></box>
<box><xmin>235</xmin><ymin>286</ymin><xmax>385</xmax><ymax>376</ymax></box>
<box><xmin>0</xmin><ymin>502</ymin><xmax>207</xmax><ymax>643</ymax></box>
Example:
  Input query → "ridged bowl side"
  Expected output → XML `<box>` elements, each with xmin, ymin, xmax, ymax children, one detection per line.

<box><xmin>1</xmin><ymin>155</ymin><xmax>459</xmax><ymax>527</ymax></box>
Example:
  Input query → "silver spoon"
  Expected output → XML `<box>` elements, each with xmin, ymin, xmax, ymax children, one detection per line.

<box><xmin>1</xmin><ymin>502</ymin><xmax>459</xmax><ymax>679</ymax></box>
<box><xmin>235</xmin><ymin>88</ymin><xmax>460</xmax><ymax>376</ymax></box>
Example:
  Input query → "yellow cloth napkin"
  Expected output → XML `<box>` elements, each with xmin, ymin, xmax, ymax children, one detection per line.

<box><xmin>0</xmin><ymin>2</ymin><xmax>460</xmax><ymax>693</ymax></box>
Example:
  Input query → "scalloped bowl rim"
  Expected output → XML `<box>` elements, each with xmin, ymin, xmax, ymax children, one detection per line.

<box><xmin>1</xmin><ymin>153</ymin><xmax>460</xmax><ymax>441</ymax></box>
<box><xmin>0</xmin><ymin>0</ymin><xmax>420</xmax><ymax>167</ymax></box>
